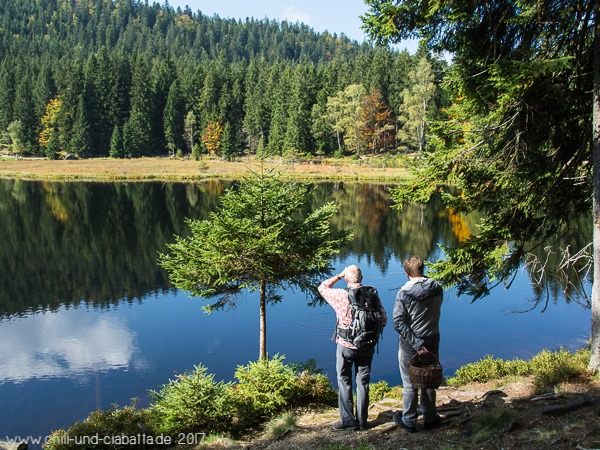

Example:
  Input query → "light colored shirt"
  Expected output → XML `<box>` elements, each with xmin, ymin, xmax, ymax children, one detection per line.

<box><xmin>318</xmin><ymin>275</ymin><xmax>387</xmax><ymax>349</ymax></box>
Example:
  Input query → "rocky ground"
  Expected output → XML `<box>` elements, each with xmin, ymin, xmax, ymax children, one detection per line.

<box><xmin>238</xmin><ymin>379</ymin><xmax>600</xmax><ymax>450</ymax></box>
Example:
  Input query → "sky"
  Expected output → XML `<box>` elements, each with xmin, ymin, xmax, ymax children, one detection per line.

<box><xmin>164</xmin><ymin>0</ymin><xmax>420</xmax><ymax>53</ymax></box>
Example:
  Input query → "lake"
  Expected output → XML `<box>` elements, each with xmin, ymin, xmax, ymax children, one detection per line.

<box><xmin>0</xmin><ymin>179</ymin><xmax>591</xmax><ymax>444</ymax></box>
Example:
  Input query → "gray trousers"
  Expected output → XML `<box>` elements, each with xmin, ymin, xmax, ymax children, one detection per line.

<box><xmin>398</xmin><ymin>335</ymin><xmax>440</xmax><ymax>427</ymax></box>
<box><xmin>336</xmin><ymin>343</ymin><xmax>375</xmax><ymax>428</ymax></box>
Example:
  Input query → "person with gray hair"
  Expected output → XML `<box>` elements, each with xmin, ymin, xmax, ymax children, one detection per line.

<box><xmin>392</xmin><ymin>255</ymin><xmax>443</xmax><ymax>432</ymax></box>
<box><xmin>318</xmin><ymin>265</ymin><xmax>387</xmax><ymax>431</ymax></box>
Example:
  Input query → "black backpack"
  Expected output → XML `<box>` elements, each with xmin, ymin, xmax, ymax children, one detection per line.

<box><xmin>336</xmin><ymin>286</ymin><xmax>385</xmax><ymax>349</ymax></box>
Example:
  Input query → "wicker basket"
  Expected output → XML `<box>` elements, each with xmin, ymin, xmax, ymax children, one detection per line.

<box><xmin>408</xmin><ymin>352</ymin><xmax>443</xmax><ymax>389</ymax></box>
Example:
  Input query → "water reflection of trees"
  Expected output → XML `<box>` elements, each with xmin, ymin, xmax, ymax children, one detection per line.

<box><xmin>0</xmin><ymin>179</ymin><xmax>222</xmax><ymax>318</ymax></box>
<box><xmin>0</xmin><ymin>180</ymin><xmax>589</xmax><ymax>318</ymax></box>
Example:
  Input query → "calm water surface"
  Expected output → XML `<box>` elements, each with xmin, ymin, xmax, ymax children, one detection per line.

<box><xmin>0</xmin><ymin>179</ymin><xmax>590</xmax><ymax>443</ymax></box>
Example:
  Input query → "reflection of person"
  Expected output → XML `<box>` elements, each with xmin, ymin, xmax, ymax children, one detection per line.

<box><xmin>318</xmin><ymin>265</ymin><xmax>387</xmax><ymax>431</ymax></box>
<box><xmin>392</xmin><ymin>255</ymin><xmax>443</xmax><ymax>432</ymax></box>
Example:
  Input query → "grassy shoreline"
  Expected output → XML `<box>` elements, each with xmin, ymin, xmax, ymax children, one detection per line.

<box><xmin>0</xmin><ymin>156</ymin><xmax>410</xmax><ymax>182</ymax></box>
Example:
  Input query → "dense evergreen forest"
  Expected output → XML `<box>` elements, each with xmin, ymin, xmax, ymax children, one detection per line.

<box><xmin>0</xmin><ymin>0</ymin><xmax>448</xmax><ymax>159</ymax></box>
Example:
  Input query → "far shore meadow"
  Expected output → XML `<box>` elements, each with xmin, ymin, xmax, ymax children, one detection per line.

<box><xmin>0</xmin><ymin>155</ymin><xmax>410</xmax><ymax>182</ymax></box>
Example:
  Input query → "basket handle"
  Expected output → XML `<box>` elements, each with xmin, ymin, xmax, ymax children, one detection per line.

<box><xmin>411</xmin><ymin>350</ymin><xmax>439</xmax><ymax>366</ymax></box>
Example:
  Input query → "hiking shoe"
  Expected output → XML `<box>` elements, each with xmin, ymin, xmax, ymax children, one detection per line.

<box><xmin>393</xmin><ymin>411</ymin><xmax>417</xmax><ymax>433</ymax></box>
<box><xmin>332</xmin><ymin>421</ymin><xmax>359</xmax><ymax>431</ymax></box>
<box><xmin>423</xmin><ymin>414</ymin><xmax>442</xmax><ymax>430</ymax></box>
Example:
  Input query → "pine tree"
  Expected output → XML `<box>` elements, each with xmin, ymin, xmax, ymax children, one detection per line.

<box><xmin>110</xmin><ymin>124</ymin><xmax>125</xmax><ymax>158</ymax></box>
<box><xmin>163</xmin><ymin>79</ymin><xmax>186</xmax><ymax>155</ymax></box>
<box><xmin>159</xmin><ymin>169</ymin><xmax>351</xmax><ymax>359</ymax></box>
<box><xmin>70</xmin><ymin>96</ymin><xmax>92</xmax><ymax>156</ymax></box>
<box><xmin>127</xmin><ymin>54</ymin><xmax>154</xmax><ymax>157</ymax></box>
<box><xmin>283</xmin><ymin>64</ymin><xmax>317</xmax><ymax>155</ymax></box>
<box><xmin>0</xmin><ymin>64</ymin><xmax>15</xmax><ymax>133</ymax></box>
<box><xmin>13</xmin><ymin>75</ymin><xmax>38</xmax><ymax>154</ymax></box>
<box><xmin>46</xmin><ymin>128</ymin><xmax>60</xmax><ymax>160</ymax></box>
<box><xmin>265</xmin><ymin>66</ymin><xmax>291</xmax><ymax>156</ymax></box>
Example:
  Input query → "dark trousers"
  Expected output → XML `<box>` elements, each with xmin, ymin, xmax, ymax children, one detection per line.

<box><xmin>336</xmin><ymin>343</ymin><xmax>375</xmax><ymax>428</ymax></box>
<box><xmin>399</xmin><ymin>334</ymin><xmax>440</xmax><ymax>427</ymax></box>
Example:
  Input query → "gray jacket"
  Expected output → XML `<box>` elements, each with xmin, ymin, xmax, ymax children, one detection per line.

<box><xmin>392</xmin><ymin>277</ymin><xmax>443</xmax><ymax>352</ymax></box>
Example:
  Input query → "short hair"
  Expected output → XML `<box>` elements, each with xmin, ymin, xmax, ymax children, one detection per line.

<box><xmin>404</xmin><ymin>255</ymin><xmax>424</xmax><ymax>278</ymax></box>
<box><xmin>345</xmin><ymin>265</ymin><xmax>363</xmax><ymax>283</ymax></box>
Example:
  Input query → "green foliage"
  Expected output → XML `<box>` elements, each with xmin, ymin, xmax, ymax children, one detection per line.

<box><xmin>369</xmin><ymin>380</ymin><xmax>391</xmax><ymax>402</ymax></box>
<box><xmin>160</xmin><ymin>169</ymin><xmax>350</xmax><ymax>307</ymax></box>
<box><xmin>46</xmin><ymin>354</ymin><xmax>338</xmax><ymax>445</ymax></box>
<box><xmin>363</xmin><ymin>0</ymin><xmax>594</xmax><ymax>303</ymax></box>
<box><xmin>7</xmin><ymin>120</ymin><xmax>27</xmax><ymax>155</ymax></box>
<box><xmin>45</xmin><ymin>128</ymin><xmax>60</xmax><ymax>160</ymax></box>
<box><xmin>325</xmin><ymin>84</ymin><xmax>367</xmax><ymax>155</ymax></box>
<box><xmin>150</xmin><ymin>364</ymin><xmax>235</xmax><ymax>435</ymax></box>
<box><xmin>191</xmin><ymin>144</ymin><xmax>202</xmax><ymax>160</ymax></box>
<box><xmin>43</xmin><ymin>405</ymin><xmax>161</xmax><ymax>450</ymax></box>
<box><xmin>293</xmin><ymin>372</ymin><xmax>338</xmax><ymax>407</ymax></box>
<box><xmin>471</xmin><ymin>407</ymin><xmax>518</xmax><ymax>443</ymax></box>
<box><xmin>448</xmin><ymin>348</ymin><xmax>592</xmax><ymax>391</ymax></box>
<box><xmin>233</xmin><ymin>355</ymin><xmax>298</xmax><ymax>422</ymax></box>
<box><xmin>449</xmin><ymin>355</ymin><xmax>530</xmax><ymax>385</ymax></box>
<box><xmin>530</xmin><ymin>348</ymin><xmax>591</xmax><ymax>393</ymax></box>
<box><xmin>229</xmin><ymin>355</ymin><xmax>337</xmax><ymax>429</ymax></box>
<box><xmin>0</xmin><ymin>0</ymin><xmax>442</xmax><ymax>157</ymax></box>
<box><xmin>109</xmin><ymin>125</ymin><xmax>124</xmax><ymax>158</ymax></box>
<box><xmin>159</xmin><ymin>169</ymin><xmax>351</xmax><ymax>358</ymax></box>
<box><xmin>397</xmin><ymin>56</ymin><xmax>436</xmax><ymax>153</ymax></box>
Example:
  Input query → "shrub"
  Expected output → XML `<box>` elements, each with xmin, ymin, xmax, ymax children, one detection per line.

<box><xmin>530</xmin><ymin>348</ymin><xmax>591</xmax><ymax>393</ymax></box>
<box><xmin>370</xmin><ymin>380</ymin><xmax>391</xmax><ymax>402</ymax></box>
<box><xmin>43</xmin><ymin>405</ymin><xmax>162</xmax><ymax>450</ymax></box>
<box><xmin>448</xmin><ymin>348</ymin><xmax>592</xmax><ymax>390</ymax></box>
<box><xmin>293</xmin><ymin>371</ymin><xmax>337</xmax><ymax>406</ymax></box>
<box><xmin>448</xmin><ymin>355</ymin><xmax>512</xmax><ymax>385</ymax></box>
<box><xmin>150</xmin><ymin>364</ymin><xmax>235</xmax><ymax>435</ymax></box>
<box><xmin>232</xmin><ymin>354</ymin><xmax>297</xmax><ymax>424</ymax></box>
<box><xmin>503</xmin><ymin>358</ymin><xmax>530</xmax><ymax>377</ymax></box>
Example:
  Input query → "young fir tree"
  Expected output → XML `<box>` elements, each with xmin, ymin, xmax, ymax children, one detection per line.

<box><xmin>46</xmin><ymin>128</ymin><xmax>60</xmax><ymax>160</ymax></box>
<box><xmin>109</xmin><ymin>124</ymin><xmax>125</xmax><ymax>158</ymax></box>
<box><xmin>159</xmin><ymin>169</ymin><xmax>351</xmax><ymax>359</ymax></box>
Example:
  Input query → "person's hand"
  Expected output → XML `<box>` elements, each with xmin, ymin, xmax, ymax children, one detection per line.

<box><xmin>417</xmin><ymin>346</ymin><xmax>429</xmax><ymax>355</ymax></box>
<box><xmin>337</xmin><ymin>268</ymin><xmax>346</xmax><ymax>280</ymax></box>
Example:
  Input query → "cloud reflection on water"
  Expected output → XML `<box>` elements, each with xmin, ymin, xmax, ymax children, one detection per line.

<box><xmin>0</xmin><ymin>308</ymin><xmax>141</xmax><ymax>383</ymax></box>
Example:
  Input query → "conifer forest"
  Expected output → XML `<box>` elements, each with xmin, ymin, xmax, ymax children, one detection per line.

<box><xmin>0</xmin><ymin>0</ymin><xmax>448</xmax><ymax>159</ymax></box>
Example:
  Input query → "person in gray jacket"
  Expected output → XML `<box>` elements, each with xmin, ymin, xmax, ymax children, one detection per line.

<box><xmin>392</xmin><ymin>255</ymin><xmax>443</xmax><ymax>432</ymax></box>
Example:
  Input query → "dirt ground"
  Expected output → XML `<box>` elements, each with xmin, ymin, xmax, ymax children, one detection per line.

<box><xmin>234</xmin><ymin>379</ymin><xmax>600</xmax><ymax>450</ymax></box>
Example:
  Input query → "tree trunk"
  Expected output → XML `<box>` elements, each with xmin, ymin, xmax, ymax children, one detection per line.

<box><xmin>590</xmin><ymin>4</ymin><xmax>600</xmax><ymax>372</ymax></box>
<box><xmin>259</xmin><ymin>278</ymin><xmax>267</xmax><ymax>360</ymax></box>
